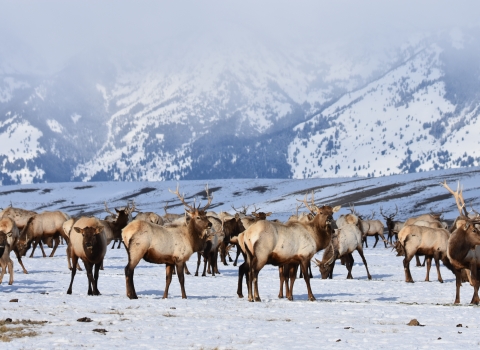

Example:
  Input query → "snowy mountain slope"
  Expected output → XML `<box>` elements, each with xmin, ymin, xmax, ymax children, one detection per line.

<box><xmin>0</xmin><ymin>29</ymin><xmax>480</xmax><ymax>184</ymax></box>
<box><xmin>288</xmin><ymin>40</ymin><xmax>480</xmax><ymax>179</ymax></box>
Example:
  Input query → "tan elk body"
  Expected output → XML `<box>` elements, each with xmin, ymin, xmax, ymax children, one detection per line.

<box><xmin>314</xmin><ymin>223</ymin><xmax>372</xmax><ymax>280</ymax></box>
<box><xmin>122</xmin><ymin>185</ymin><xmax>213</xmax><ymax>299</ymax></box>
<box><xmin>243</xmin><ymin>193</ymin><xmax>340</xmax><ymax>302</ymax></box>
<box><xmin>397</xmin><ymin>225</ymin><xmax>450</xmax><ymax>283</ymax></box>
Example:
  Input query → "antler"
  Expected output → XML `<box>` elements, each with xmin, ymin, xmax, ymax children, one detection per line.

<box><xmin>380</xmin><ymin>204</ymin><xmax>398</xmax><ymax>219</ymax></box>
<box><xmin>104</xmin><ymin>201</ymin><xmax>117</xmax><ymax>218</ymax></box>
<box><xmin>169</xmin><ymin>184</ymin><xmax>195</xmax><ymax>211</ymax></box>
<box><xmin>127</xmin><ymin>200</ymin><xmax>137</xmax><ymax>215</ymax></box>
<box><xmin>232</xmin><ymin>204</ymin><xmax>249</xmax><ymax>215</ymax></box>
<box><xmin>164</xmin><ymin>200</ymin><xmax>171</xmax><ymax>215</ymax></box>
<box><xmin>297</xmin><ymin>191</ymin><xmax>316</xmax><ymax>215</ymax></box>
<box><xmin>202</xmin><ymin>184</ymin><xmax>213</xmax><ymax>211</ymax></box>
<box><xmin>440</xmin><ymin>180</ymin><xmax>468</xmax><ymax>217</ymax></box>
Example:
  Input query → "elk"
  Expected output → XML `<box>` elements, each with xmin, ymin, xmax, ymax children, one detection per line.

<box><xmin>123</xmin><ymin>184</ymin><xmax>214</xmax><ymax>299</ymax></box>
<box><xmin>243</xmin><ymin>192</ymin><xmax>340</xmax><ymax>302</ymax></box>
<box><xmin>66</xmin><ymin>217</ymin><xmax>107</xmax><ymax>295</ymax></box>
<box><xmin>0</xmin><ymin>218</ymin><xmax>19</xmax><ymax>285</ymax></box>
<box><xmin>0</xmin><ymin>217</ymin><xmax>27</xmax><ymax>274</ymax></box>
<box><xmin>104</xmin><ymin>201</ymin><xmax>135</xmax><ymax>249</ymax></box>
<box><xmin>134</xmin><ymin>211</ymin><xmax>164</xmax><ymax>226</ymax></box>
<box><xmin>0</xmin><ymin>205</ymin><xmax>37</xmax><ymax>230</ymax></box>
<box><xmin>195</xmin><ymin>224</ymin><xmax>225</xmax><ymax>277</ymax></box>
<box><xmin>220</xmin><ymin>213</ymin><xmax>246</xmax><ymax>267</ymax></box>
<box><xmin>440</xmin><ymin>181</ymin><xmax>480</xmax><ymax>304</ymax></box>
<box><xmin>16</xmin><ymin>211</ymin><xmax>70</xmax><ymax>258</ymax></box>
<box><xmin>358</xmin><ymin>211</ymin><xmax>386</xmax><ymax>248</ymax></box>
<box><xmin>397</xmin><ymin>224</ymin><xmax>450</xmax><ymax>283</ymax></box>
<box><xmin>380</xmin><ymin>205</ymin><xmax>401</xmax><ymax>243</ymax></box>
<box><xmin>313</xmin><ymin>224</ymin><xmax>372</xmax><ymax>280</ymax></box>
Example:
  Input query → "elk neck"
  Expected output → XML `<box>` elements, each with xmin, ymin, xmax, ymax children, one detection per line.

<box><xmin>311</xmin><ymin>214</ymin><xmax>333</xmax><ymax>251</ymax></box>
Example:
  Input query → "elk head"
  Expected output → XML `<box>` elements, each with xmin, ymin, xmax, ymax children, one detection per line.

<box><xmin>251</xmin><ymin>206</ymin><xmax>272</xmax><ymax>221</ymax></box>
<box><xmin>380</xmin><ymin>205</ymin><xmax>398</xmax><ymax>230</ymax></box>
<box><xmin>299</xmin><ymin>191</ymin><xmax>340</xmax><ymax>227</ymax></box>
<box><xmin>74</xmin><ymin>225</ymin><xmax>104</xmax><ymax>255</ymax></box>
<box><xmin>313</xmin><ymin>241</ymin><xmax>336</xmax><ymax>278</ymax></box>
<box><xmin>169</xmin><ymin>184</ymin><xmax>213</xmax><ymax>237</ymax></box>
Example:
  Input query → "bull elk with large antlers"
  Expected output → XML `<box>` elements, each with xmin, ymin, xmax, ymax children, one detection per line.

<box><xmin>441</xmin><ymin>181</ymin><xmax>480</xmax><ymax>304</ymax></box>
<box><xmin>122</xmin><ymin>184</ymin><xmax>214</xmax><ymax>299</ymax></box>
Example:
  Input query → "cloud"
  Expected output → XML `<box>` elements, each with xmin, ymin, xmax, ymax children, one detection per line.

<box><xmin>0</xmin><ymin>0</ymin><xmax>479</xmax><ymax>72</ymax></box>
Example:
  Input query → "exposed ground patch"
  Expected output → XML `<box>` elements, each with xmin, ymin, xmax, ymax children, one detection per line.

<box><xmin>0</xmin><ymin>319</ymin><xmax>47</xmax><ymax>342</ymax></box>
<box><xmin>74</xmin><ymin>185</ymin><xmax>95</xmax><ymax>190</ymax></box>
<box><xmin>119</xmin><ymin>187</ymin><xmax>157</xmax><ymax>200</ymax></box>
<box><xmin>247</xmin><ymin>186</ymin><xmax>269</xmax><ymax>194</ymax></box>
<box><xmin>0</xmin><ymin>188</ymin><xmax>38</xmax><ymax>196</ymax></box>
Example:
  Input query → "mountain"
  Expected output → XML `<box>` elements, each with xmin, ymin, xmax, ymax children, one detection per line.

<box><xmin>0</xmin><ymin>28</ymin><xmax>479</xmax><ymax>185</ymax></box>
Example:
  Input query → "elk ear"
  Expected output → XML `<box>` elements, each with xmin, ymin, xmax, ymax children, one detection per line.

<box><xmin>74</xmin><ymin>227</ymin><xmax>83</xmax><ymax>234</ymax></box>
<box><xmin>266</xmin><ymin>212</ymin><xmax>272</xmax><ymax>217</ymax></box>
<box><xmin>464</xmin><ymin>223</ymin><xmax>470</xmax><ymax>230</ymax></box>
<box><xmin>96</xmin><ymin>225</ymin><xmax>104</xmax><ymax>234</ymax></box>
<box><xmin>332</xmin><ymin>205</ymin><xmax>341</xmax><ymax>213</ymax></box>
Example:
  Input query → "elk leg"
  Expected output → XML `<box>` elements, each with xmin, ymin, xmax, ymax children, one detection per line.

<box><xmin>301</xmin><ymin>260</ymin><xmax>316</xmax><ymax>301</ymax></box>
<box><xmin>237</xmin><ymin>262</ymin><xmax>247</xmax><ymax>298</ymax></box>
<box><xmin>92</xmin><ymin>261</ymin><xmax>102</xmax><ymax>295</ymax></box>
<box><xmin>287</xmin><ymin>264</ymin><xmax>297</xmax><ymax>301</ymax></box>
<box><xmin>176</xmin><ymin>262</ymin><xmax>187</xmax><ymax>299</ymax></box>
<box><xmin>163</xmin><ymin>264</ymin><xmax>174</xmax><ymax>299</ymax></box>
<box><xmin>67</xmin><ymin>255</ymin><xmax>79</xmax><ymax>294</ymax></box>
<box><xmin>84</xmin><ymin>261</ymin><xmax>95</xmax><ymax>296</ymax></box>
<box><xmin>233</xmin><ymin>244</ymin><xmax>241</xmax><ymax>266</ymax></box>
<box><xmin>124</xmin><ymin>259</ymin><xmax>139</xmax><ymax>299</ymax></box>
<box><xmin>38</xmin><ymin>240</ymin><xmax>47</xmax><ymax>258</ymax></box>
<box><xmin>29</xmin><ymin>240</ymin><xmax>38</xmax><ymax>258</ymax></box>
<box><xmin>207</xmin><ymin>257</ymin><xmax>212</xmax><ymax>275</ymax></box>
<box><xmin>117</xmin><ymin>239</ymin><xmax>122</xmax><ymax>249</ymax></box>
<box><xmin>184</xmin><ymin>263</ymin><xmax>191</xmax><ymax>275</ymax></box>
<box><xmin>415</xmin><ymin>254</ymin><xmax>422</xmax><ymax>267</ymax></box>
<box><xmin>111</xmin><ymin>239</ymin><xmax>116</xmax><ymax>249</ymax></box>
<box><xmin>0</xmin><ymin>261</ymin><xmax>5</xmax><ymax>284</ymax></box>
<box><xmin>49</xmin><ymin>236</ymin><xmax>60</xmax><ymax>257</ymax></box>
<box><xmin>424</xmin><ymin>256</ymin><xmax>432</xmax><ymax>282</ymax></box>
<box><xmin>373</xmin><ymin>234</ymin><xmax>379</xmax><ymax>248</ymax></box>
<box><xmin>278</xmin><ymin>265</ymin><xmax>285</xmax><ymax>298</ymax></box>
<box><xmin>363</xmin><ymin>236</ymin><xmax>369</xmax><ymax>248</ymax></box>
<box><xmin>308</xmin><ymin>261</ymin><xmax>313</xmax><ymax>279</ymax></box>
<box><xmin>13</xmin><ymin>248</ymin><xmax>28</xmax><ymax>274</ymax></box>
<box><xmin>195</xmin><ymin>252</ymin><xmax>201</xmax><ymax>276</ymax></box>
<box><xmin>470</xmin><ymin>263</ymin><xmax>479</xmax><ymax>305</ymax></box>
<box><xmin>202</xmin><ymin>255</ymin><xmax>208</xmax><ymax>277</ymax></box>
<box><xmin>346</xmin><ymin>253</ymin><xmax>354</xmax><ymax>279</ymax></box>
<box><xmin>380</xmin><ymin>233</ymin><xmax>387</xmax><ymax>248</ymax></box>
<box><xmin>253</xmin><ymin>267</ymin><xmax>261</xmax><ymax>302</ymax></box>
<box><xmin>214</xmin><ymin>249</ymin><xmax>220</xmax><ymax>275</ymax></box>
<box><xmin>7</xmin><ymin>258</ymin><xmax>13</xmax><ymax>285</ymax></box>
<box><xmin>357</xmin><ymin>247</ymin><xmax>372</xmax><ymax>280</ymax></box>
<box><xmin>403</xmin><ymin>252</ymin><xmax>415</xmax><ymax>283</ymax></box>
<box><xmin>433</xmin><ymin>254</ymin><xmax>443</xmax><ymax>283</ymax></box>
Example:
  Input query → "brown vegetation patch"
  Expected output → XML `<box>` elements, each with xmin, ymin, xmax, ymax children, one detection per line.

<box><xmin>247</xmin><ymin>186</ymin><xmax>269</xmax><ymax>194</ymax></box>
<box><xmin>0</xmin><ymin>319</ymin><xmax>47</xmax><ymax>342</ymax></box>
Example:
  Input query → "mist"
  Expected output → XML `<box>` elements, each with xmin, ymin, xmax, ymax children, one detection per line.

<box><xmin>1</xmin><ymin>0</ymin><xmax>479</xmax><ymax>73</ymax></box>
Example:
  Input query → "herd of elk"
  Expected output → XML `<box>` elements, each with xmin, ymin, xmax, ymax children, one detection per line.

<box><xmin>2</xmin><ymin>179</ymin><xmax>480</xmax><ymax>307</ymax></box>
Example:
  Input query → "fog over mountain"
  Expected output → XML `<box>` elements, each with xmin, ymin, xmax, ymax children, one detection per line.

<box><xmin>0</xmin><ymin>1</ymin><xmax>479</xmax><ymax>184</ymax></box>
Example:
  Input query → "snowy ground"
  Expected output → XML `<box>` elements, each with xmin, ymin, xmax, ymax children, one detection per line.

<box><xmin>1</xmin><ymin>167</ymin><xmax>480</xmax><ymax>348</ymax></box>
<box><xmin>2</xmin><ymin>241</ymin><xmax>480</xmax><ymax>349</ymax></box>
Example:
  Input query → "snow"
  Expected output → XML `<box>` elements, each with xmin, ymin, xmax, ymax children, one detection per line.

<box><xmin>1</xmin><ymin>168</ymin><xmax>480</xmax><ymax>347</ymax></box>
<box><xmin>46</xmin><ymin>120</ymin><xmax>64</xmax><ymax>133</ymax></box>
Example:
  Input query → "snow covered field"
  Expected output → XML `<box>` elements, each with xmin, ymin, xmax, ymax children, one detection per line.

<box><xmin>1</xmin><ymin>167</ymin><xmax>480</xmax><ymax>348</ymax></box>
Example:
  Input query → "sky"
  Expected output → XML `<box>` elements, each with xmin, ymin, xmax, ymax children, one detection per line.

<box><xmin>0</xmin><ymin>1</ymin><xmax>479</xmax><ymax>72</ymax></box>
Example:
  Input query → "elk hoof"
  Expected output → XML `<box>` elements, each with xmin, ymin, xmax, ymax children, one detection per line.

<box><xmin>288</xmin><ymin>296</ymin><xmax>294</xmax><ymax>301</ymax></box>
<box><xmin>66</xmin><ymin>289</ymin><xmax>72</xmax><ymax>295</ymax></box>
<box><xmin>278</xmin><ymin>294</ymin><xmax>284</xmax><ymax>299</ymax></box>
<box><xmin>233</xmin><ymin>263</ymin><xmax>237</xmax><ymax>267</ymax></box>
<box><xmin>309</xmin><ymin>296</ymin><xmax>316</xmax><ymax>301</ymax></box>
<box><xmin>438</xmin><ymin>279</ymin><xmax>444</xmax><ymax>283</ymax></box>
<box><xmin>237</xmin><ymin>293</ymin><xmax>244</xmax><ymax>298</ymax></box>
<box><xmin>255</xmin><ymin>297</ymin><xmax>261</xmax><ymax>302</ymax></box>
<box><xmin>127</xmin><ymin>293</ymin><xmax>138</xmax><ymax>300</ymax></box>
